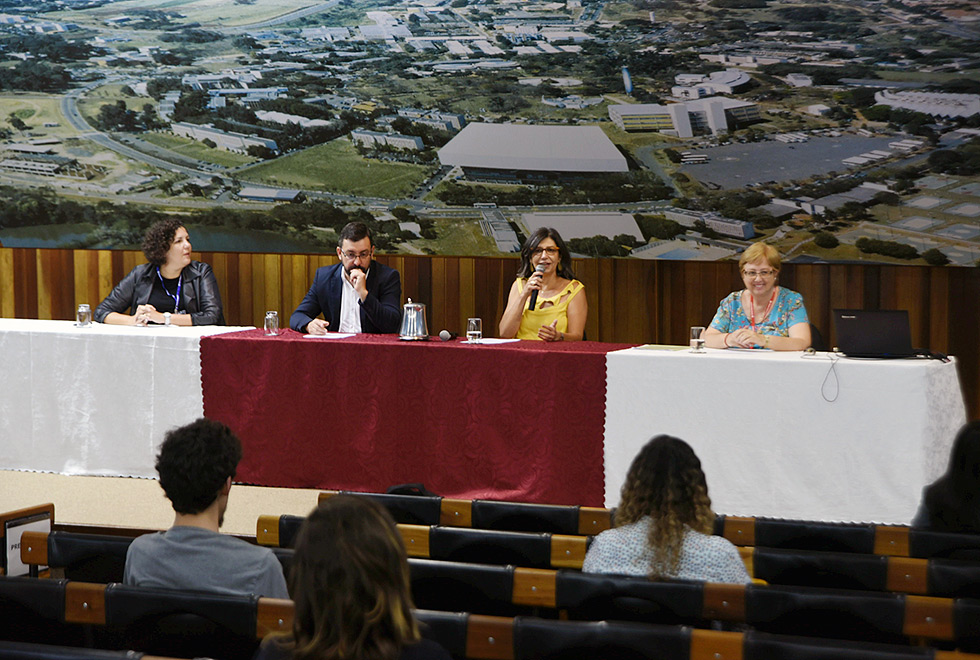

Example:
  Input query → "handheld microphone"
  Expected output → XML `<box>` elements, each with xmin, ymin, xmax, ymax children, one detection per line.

<box><xmin>439</xmin><ymin>329</ymin><xmax>457</xmax><ymax>341</ymax></box>
<box><xmin>528</xmin><ymin>264</ymin><xmax>546</xmax><ymax>311</ymax></box>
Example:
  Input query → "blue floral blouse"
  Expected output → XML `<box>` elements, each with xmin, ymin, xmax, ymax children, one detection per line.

<box><xmin>709</xmin><ymin>287</ymin><xmax>808</xmax><ymax>344</ymax></box>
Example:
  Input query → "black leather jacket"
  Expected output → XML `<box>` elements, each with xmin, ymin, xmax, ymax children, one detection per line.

<box><xmin>94</xmin><ymin>261</ymin><xmax>225</xmax><ymax>325</ymax></box>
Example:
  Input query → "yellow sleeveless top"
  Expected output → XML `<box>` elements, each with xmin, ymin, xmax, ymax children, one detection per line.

<box><xmin>516</xmin><ymin>278</ymin><xmax>585</xmax><ymax>340</ymax></box>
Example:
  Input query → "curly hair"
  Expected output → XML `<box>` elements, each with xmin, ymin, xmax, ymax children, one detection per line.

<box><xmin>155</xmin><ymin>418</ymin><xmax>242</xmax><ymax>515</ymax></box>
<box><xmin>516</xmin><ymin>227</ymin><xmax>575</xmax><ymax>280</ymax></box>
<box><xmin>615</xmin><ymin>435</ymin><xmax>715</xmax><ymax>578</ymax></box>
<box><xmin>287</xmin><ymin>495</ymin><xmax>420</xmax><ymax>660</ymax></box>
<box><xmin>141</xmin><ymin>218</ymin><xmax>185</xmax><ymax>266</ymax></box>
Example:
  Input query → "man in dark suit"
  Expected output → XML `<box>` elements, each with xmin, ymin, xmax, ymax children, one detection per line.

<box><xmin>290</xmin><ymin>221</ymin><xmax>402</xmax><ymax>334</ymax></box>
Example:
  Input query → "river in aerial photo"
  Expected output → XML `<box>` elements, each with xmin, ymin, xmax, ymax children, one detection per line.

<box><xmin>0</xmin><ymin>224</ymin><xmax>332</xmax><ymax>253</ymax></box>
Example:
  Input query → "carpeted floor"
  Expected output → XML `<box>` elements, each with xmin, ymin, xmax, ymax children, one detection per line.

<box><xmin>0</xmin><ymin>470</ymin><xmax>321</xmax><ymax>536</ymax></box>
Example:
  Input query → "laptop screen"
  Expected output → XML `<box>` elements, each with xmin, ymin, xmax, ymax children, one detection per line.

<box><xmin>833</xmin><ymin>309</ymin><xmax>916</xmax><ymax>358</ymax></box>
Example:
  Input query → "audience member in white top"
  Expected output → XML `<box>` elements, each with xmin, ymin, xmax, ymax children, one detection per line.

<box><xmin>583</xmin><ymin>434</ymin><xmax>750</xmax><ymax>584</ymax></box>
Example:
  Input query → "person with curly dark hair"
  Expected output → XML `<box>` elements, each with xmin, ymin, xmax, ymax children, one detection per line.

<box><xmin>256</xmin><ymin>495</ymin><xmax>451</xmax><ymax>660</ymax></box>
<box><xmin>123</xmin><ymin>418</ymin><xmax>288</xmax><ymax>598</ymax></box>
<box><xmin>498</xmin><ymin>227</ymin><xmax>587</xmax><ymax>342</ymax></box>
<box><xmin>583</xmin><ymin>435</ymin><xmax>750</xmax><ymax>583</ymax></box>
<box><xmin>912</xmin><ymin>421</ymin><xmax>980</xmax><ymax>533</ymax></box>
<box><xmin>94</xmin><ymin>218</ymin><xmax>224</xmax><ymax>325</ymax></box>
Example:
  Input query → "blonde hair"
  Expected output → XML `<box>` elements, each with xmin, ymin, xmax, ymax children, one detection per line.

<box><xmin>739</xmin><ymin>243</ymin><xmax>781</xmax><ymax>272</ymax></box>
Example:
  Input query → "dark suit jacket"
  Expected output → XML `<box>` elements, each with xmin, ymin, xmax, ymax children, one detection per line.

<box><xmin>290</xmin><ymin>261</ymin><xmax>402</xmax><ymax>333</ymax></box>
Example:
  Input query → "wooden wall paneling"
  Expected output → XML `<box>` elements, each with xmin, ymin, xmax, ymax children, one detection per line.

<box><xmin>0</xmin><ymin>248</ymin><xmax>13</xmax><ymax>318</ymax></box>
<box><xmin>458</xmin><ymin>257</ymin><xmax>476</xmax><ymax>334</ymax></box>
<box><xmin>237</xmin><ymin>253</ymin><xmax>253</xmax><ymax>327</ymax></box>
<box><xmin>260</xmin><ymin>253</ymin><xmax>281</xmax><ymax>327</ymax></box>
<box><xmin>96</xmin><ymin>250</ymin><xmax>114</xmax><ymax>308</ymax></box>
<box><xmin>14</xmin><ymin>249</ymin><xmax>37</xmax><ymax>319</ymax></box>
<box><xmin>73</xmin><ymin>249</ymin><xmax>99</xmax><ymax>312</ymax></box>
<box><xmin>39</xmin><ymin>249</ymin><xmax>75</xmax><ymax>321</ymax></box>
<box><xmin>947</xmin><ymin>268</ymin><xmax>980</xmax><ymax>418</ymax></box>
<box><xmin>429</xmin><ymin>257</ymin><xmax>447</xmax><ymax>336</ymax></box>
<box><xmin>596</xmin><ymin>258</ymin><xmax>617</xmax><ymax>342</ymax></box>
<box><xmin>928</xmin><ymin>268</ymin><xmax>950</xmax><ymax>354</ymax></box>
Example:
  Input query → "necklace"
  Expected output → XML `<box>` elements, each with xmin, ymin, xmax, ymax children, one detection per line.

<box><xmin>748</xmin><ymin>288</ymin><xmax>777</xmax><ymax>332</ymax></box>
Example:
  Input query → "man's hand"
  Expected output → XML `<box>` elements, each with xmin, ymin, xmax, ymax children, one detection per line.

<box><xmin>306</xmin><ymin>318</ymin><xmax>329</xmax><ymax>335</ymax></box>
<box><xmin>349</xmin><ymin>268</ymin><xmax>369</xmax><ymax>300</ymax></box>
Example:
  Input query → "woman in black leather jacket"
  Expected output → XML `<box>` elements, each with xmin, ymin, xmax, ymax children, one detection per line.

<box><xmin>94</xmin><ymin>219</ymin><xmax>224</xmax><ymax>326</ymax></box>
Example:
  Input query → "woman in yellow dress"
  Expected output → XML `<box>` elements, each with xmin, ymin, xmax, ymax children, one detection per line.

<box><xmin>498</xmin><ymin>227</ymin><xmax>587</xmax><ymax>342</ymax></box>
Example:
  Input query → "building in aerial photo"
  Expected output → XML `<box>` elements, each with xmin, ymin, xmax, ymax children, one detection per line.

<box><xmin>438</xmin><ymin>123</ymin><xmax>629</xmax><ymax>183</ymax></box>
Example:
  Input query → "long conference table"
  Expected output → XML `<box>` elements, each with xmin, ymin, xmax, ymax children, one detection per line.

<box><xmin>0</xmin><ymin>319</ymin><xmax>968</xmax><ymax>523</ymax></box>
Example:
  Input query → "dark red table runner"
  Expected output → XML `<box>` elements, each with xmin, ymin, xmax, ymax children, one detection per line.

<box><xmin>201</xmin><ymin>330</ymin><xmax>635</xmax><ymax>505</ymax></box>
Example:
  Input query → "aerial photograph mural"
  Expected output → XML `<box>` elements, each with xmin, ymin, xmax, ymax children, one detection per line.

<box><xmin>0</xmin><ymin>0</ymin><xmax>977</xmax><ymax>265</ymax></box>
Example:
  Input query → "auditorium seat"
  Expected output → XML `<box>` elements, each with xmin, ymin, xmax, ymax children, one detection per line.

<box><xmin>0</xmin><ymin>576</ymin><xmax>86</xmax><ymax>647</ymax></box>
<box><xmin>259</xmin><ymin>514</ymin><xmax>590</xmax><ymax>570</ymax></box>
<box><xmin>409</xmin><ymin>559</ymin><xmax>522</xmax><ymax>617</ymax></box>
<box><xmin>319</xmin><ymin>490</ymin><xmax>614</xmax><ymax>536</ymax></box>
<box><xmin>0</xmin><ymin>640</ymin><xmax>172</xmax><ymax>660</ymax></box>
<box><xmin>555</xmin><ymin>571</ymin><xmax>706</xmax><ymax>627</ymax></box>
<box><xmin>751</xmin><ymin>547</ymin><xmax>890</xmax><ymax>591</ymax></box>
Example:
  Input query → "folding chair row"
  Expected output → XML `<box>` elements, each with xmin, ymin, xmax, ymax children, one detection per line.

<box><xmin>318</xmin><ymin>490</ymin><xmax>613</xmax><ymax>536</ymax></box>
<box><xmin>20</xmin><ymin>530</ymin><xmax>293</xmax><ymax>585</ymax></box>
<box><xmin>717</xmin><ymin>516</ymin><xmax>980</xmax><ymax>560</ymax></box>
<box><xmin>257</xmin><ymin>514</ymin><xmax>590</xmax><ymax>569</ymax></box>
<box><xmin>319</xmin><ymin>491</ymin><xmax>980</xmax><ymax>560</ymax></box>
<box><xmin>0</xmin><ymin>575</ymin><xmax>292</xmax><ymax>660</ymax></box>
<box><xmin>407</xmin><ymin>610</ymin><xmax>980</xmax><ymax>660</ymax></box>
<box><xmin>0</xmin><ymin>640</ymin><xmax>183</xmax><ymax>660</ymax></box>
<box><xmin>27</xmin><ymin>528</ymin><xmax>980</xmax><ymax>600</ymax></box>
<box><xmin>744</xmin><ymin>546</ymin><xmax>980</xmax><ymax>598</ymax></box>
<box><xmin>408</xmin><ymin>558</ymin><xmax>980</xmax><ymax>649</ymax></box>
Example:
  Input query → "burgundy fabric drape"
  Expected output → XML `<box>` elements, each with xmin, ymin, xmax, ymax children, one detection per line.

<box><xmin>201</xmin><ymin>330</ymin><xmax>635</xmax><ymax>505</ymax></box>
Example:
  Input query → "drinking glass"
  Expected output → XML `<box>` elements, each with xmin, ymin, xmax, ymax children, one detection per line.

<box><xmin>690</xmin><ymin>326</ymin><xmax>706</xmax><ymax>353</ymax></box>
<box><xmin>466</xmin><ymin>318</ymin><xmax>483</xmax><ymax>343</ymax></box>
<box><xmin>76</xmin><ymin>304</ymin><xmax>91</xmax><ymax>328</ymax></box>
<box><xmin>264</xmin><ymin>311</ymin><xmax>279</xmax><ymax>336</ymax></box>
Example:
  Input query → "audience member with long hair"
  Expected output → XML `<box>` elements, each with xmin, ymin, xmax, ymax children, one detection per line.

<box><xmin>913</xmin><ymin>420</ymin><xmax>980</xmax><ymax>533</ymax></box>
<box><xmin>256</xmin><ymin>495</ymin><xmax>451</xmax><ymax>660</ymax></box>
<box><xmin>583</xmin><ymin>435</ymin><xmax>750</xmax><ymax>583</ymax></box>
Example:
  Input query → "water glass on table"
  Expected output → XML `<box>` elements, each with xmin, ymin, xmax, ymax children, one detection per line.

<box><xmin>690</xmin><ymin>326</ymin><xmax>705</xmax><ymax>353</ymax></box>
<box><xmin>264</xmin><ymin>311</ymin><xmax>279</xmax><ymax>336</ymax></box>
<box><xmin>466</xmin><ymin>318</ymin><xmax>482</xmax><ymax>343</ymax></box>
<box><xmin>76</xmin><ymin>304</ymin><xmax>91</xmax><ymax>328</ymax></box>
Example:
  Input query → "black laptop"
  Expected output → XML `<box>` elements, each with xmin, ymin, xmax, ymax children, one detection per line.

<box><xmin>833</xmin><ymin>309</ymin><xmax>919</xmax><ymax>358</ymax></box>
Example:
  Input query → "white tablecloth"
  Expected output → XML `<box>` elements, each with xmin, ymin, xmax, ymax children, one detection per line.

<box><xmin>0</xmin><ymin>319</ymin><xmax>249</xmax><ymax>478</ymax></box>
<box><xmin>604</xmin><ymin>347</ymin><xmax>967</xmax><ymax>523</ymax></box>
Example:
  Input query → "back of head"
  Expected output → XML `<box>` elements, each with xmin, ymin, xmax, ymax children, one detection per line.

<box><xmin>155</xmin><ymin>418</ymin><xmax>242</xmax><ymax>515</ymax></box>
<box><xmin>617</xmin><ymin>435</ymin><xmax>714</xmax><ymax>577</ymax></box>
<box><xmin>289</xmin><ymin>495</ymin><xmax>419</xmax><ymax>660</ymax></box>
<box><xmin>925</xmin><ymin>421</ymin><xmax>980</xmax><ymax>532</ymax></box>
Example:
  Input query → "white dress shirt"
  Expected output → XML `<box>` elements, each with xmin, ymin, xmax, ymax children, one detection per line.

<box><xmin>337</xmin><ymin>267</ymin><xmax>367</xmax><ymax>333</ymax></box>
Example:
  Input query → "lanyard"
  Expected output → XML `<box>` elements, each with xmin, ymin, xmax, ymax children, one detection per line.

<box><xmin>156</xmin><ymin>267</ymin><xmax>182</xmax><ymax>312</ymax></box>
<box><xmin>748</xmin><ymin>288</ymin><xmax>777</xmax><ymax>332</ymax></box>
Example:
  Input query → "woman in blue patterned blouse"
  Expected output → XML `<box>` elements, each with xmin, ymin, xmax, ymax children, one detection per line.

<box><xmin>702</xmin><ymin>242</ymin><xmax>811</xmax><ymax>351</ymax></box>
<box><xmin>583</xmin><ymin>435</ymin><xmax>750</xmax><ymax>583</ymax></box>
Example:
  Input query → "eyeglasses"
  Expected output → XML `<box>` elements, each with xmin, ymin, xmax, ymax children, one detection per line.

<box><xmin>742</xmin><ymin>269</ymin><xmax>775</xmax><ymax>279</ymax></box>
<box><xmin>531</xmin><ymin>247</ymin><xmax>560</xmax><ymax>257</ymax></box>
<box><xmin>341</xmin><ymin>250</ymin><xmax>372</xmax><ymax>260</ymax></box>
